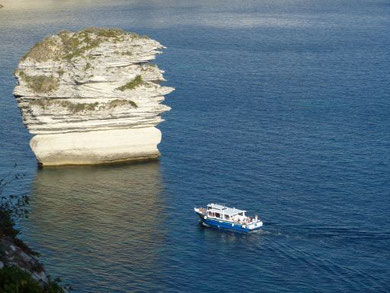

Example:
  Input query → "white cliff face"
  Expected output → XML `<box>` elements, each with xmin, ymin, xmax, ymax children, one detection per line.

<box><xmin>13</xmin><ymin>28</ymin><xmax>174</xmax><ymax>166</ymax></box>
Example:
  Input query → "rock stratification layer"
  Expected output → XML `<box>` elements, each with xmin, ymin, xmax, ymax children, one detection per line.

<box><xmin>13</xmin><ymin>28</ymin><xmax>174</xmax><ymax>166</ymax></box>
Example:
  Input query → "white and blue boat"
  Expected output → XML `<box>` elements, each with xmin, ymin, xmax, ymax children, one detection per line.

<box><xmin>194</xmin><ymin>203</ymin><xmax>263</xmax><ymax>233</ymax></box>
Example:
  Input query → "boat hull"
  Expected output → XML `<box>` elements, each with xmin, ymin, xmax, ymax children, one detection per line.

<box><xmin>197</xmin><ymin>213</ymin><xmax>262</xmax><ymax>233</ymax></box>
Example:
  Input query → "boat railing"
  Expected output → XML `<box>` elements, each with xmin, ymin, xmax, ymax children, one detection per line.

<box><xmin>198</xmin><ymin>207</ymin><xmax>261</xmax><ymax>224</ymax></box>
<box><xmin>234</xmin><ymin>216</ymin><xmax>261</xmax><ymax>225</ymax></box>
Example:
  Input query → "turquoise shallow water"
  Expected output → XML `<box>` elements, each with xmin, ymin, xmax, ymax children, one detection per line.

<box><xmin>0</xmin><ymin>0</ymin><xmax>390</xmax><ymax>291</ymax></box>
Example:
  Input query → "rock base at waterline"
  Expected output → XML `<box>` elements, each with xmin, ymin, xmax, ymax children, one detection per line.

<box><xmin>30</xmin><ymin>127</ymin><xmax>162</xmax><ymax>166</ymax></box>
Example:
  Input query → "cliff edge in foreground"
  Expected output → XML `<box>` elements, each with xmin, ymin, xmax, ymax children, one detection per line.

<box><xmin>13</xmin><ymin>28</ymin><xmax>174</xmax><ymax>166</ymax></box>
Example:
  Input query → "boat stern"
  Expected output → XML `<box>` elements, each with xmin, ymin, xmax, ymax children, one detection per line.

<box><xmin>247</xmin><ymin>219</ymin><xmax>263</xmax><ymax>231</ymax></box>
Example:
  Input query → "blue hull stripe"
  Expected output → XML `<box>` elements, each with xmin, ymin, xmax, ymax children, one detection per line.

<box><xmin>199</xmin><ymin>217</ymin><xmax>261</xmax><ymax>233</ymax></box>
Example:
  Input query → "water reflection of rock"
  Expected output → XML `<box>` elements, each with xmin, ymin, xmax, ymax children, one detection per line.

<box><xmin>26</xmin><ymin>162</ymin><xmax>167</xmax><ymax>291</ymax></box>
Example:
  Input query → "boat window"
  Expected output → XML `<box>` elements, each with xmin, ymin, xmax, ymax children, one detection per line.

<box><xmin>215</xmin><ymin>213</ymin><xmax>220</xmax><ymax>218</ymax></box>
<box><xmin>238</xmin><ymin>212</ymin><xmax>243</xmax><ymax>216</ymax></box>
<box><xmin>224</xmin><ymin>215</ymin><xmax>230</xmax><ymax>220</ymax></box>
<box><xmin>207</xmin><ymin>212</ymin><xmax>212</xmax><ymax>216</ymax></box>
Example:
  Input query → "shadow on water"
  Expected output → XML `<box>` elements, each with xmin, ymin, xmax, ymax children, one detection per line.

<box><xmin>23</xmin><ymin>161</ymin><xmax>169</xmax><ymax>292</ymax></box>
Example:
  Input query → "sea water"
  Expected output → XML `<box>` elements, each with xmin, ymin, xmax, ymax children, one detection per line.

<box><xmin>0</xmin><ymin>0</ymin><xmax>389</xmax><ymax>291</ymax></box>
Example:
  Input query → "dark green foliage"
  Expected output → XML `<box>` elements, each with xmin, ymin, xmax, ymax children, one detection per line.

<box><xmin>0</xmin><ymin>266</ymin><xmax>43</xmax><ymax>293</ymax></box>
<box><xmin>13</xmin><ymin>237</ymin><xmax>41</xmax><ymax>258</ymax></box>
<box><xmin>117</xmin><ymin>75</ymin><xmax>144</xmax><ymax>91</ymax></box>
<box><xmin>0</xmin><ymin>266</ymin><xmax>64</xmax><ymax>293</ymax></box>
<box><xmin>0</xmin><ymin>209</ymin><xmax>18</xmax><ymax>238</ymax></box>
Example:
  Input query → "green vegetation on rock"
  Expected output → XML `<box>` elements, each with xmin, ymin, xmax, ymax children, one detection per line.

<box><xmin>117</xmin><ymin>75</ymin><xmax>144</xmax><ymax>91</ymax></box>
<box><xmin>57</xmin><ymin>68</ymin><xmax>65</xmax><ymax>76</ymax></box>
<box><xmin>84</xmin><ymin>27</ymin><xmax>125</xmax><ymax>38</ymax></box>
<box><xmin>121</xmin><ymin>51</ymin><xmax>133</xmax><ymax>56</ymax></box>
<box><xmin>19</xmin><ymin>72</ymin><xmax>59</xmax><ymax>93</ymax></box>
<box><xmin>61</xmin><ymin>101</ymin><xmax>99</xmax><ymax>113</ymax></box>
<box><xmin>31</xmin><ymin>99</ymin><xmax>99</xmax><ymax>113</ymax></box>
<box><xmin>30</xmin><ymin>98</ymin><xmax>138</xmax><ymax>112</ymax></box>
<box><xmin>59</xmin><ymin>30</ymin><xmax>102</xmax><ymax>61</ymax></box>
<box><xmin>108</xmin><ymin>99</ymin><xmax>138</xmax><ymax>108</ymax></box>
<box><xmin>21</xmin><ymin>36</ymin><xmax>60</xmax><ymax>62</ymax></box>
<box><xmin>21</xmin><ymin>27</ymin><xmax>150</xmax><ymax>63</ymax></box>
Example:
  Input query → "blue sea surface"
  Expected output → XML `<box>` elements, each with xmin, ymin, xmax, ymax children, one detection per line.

<box><xmin>0</xmin><ymin>0</ymin><xmax>389</xmax><ymax>291</ymax></box>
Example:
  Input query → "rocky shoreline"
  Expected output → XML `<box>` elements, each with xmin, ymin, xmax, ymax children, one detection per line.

<box><xmin>0</xmin><ymin>236</ymin><xmax>47</xmax><ymax>284</ymax></box>
<box><xmin>0</xmin><ymin>209</ymin><xmax>65</xmax><ymax>292</ymax></box>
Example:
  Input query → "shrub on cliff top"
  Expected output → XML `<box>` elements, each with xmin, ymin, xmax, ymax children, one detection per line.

<box><xmin>84</xmin><ymin>27</ymin><xmax>125</xmax><ymax>38</ymax></box>
<box><xmin>21</xmin><ymin>28</ymin><xmax>150</xmax><ymax>62</ymax></box>
<box><xmin>59</xmin><ymin>30</ymin><xmax>102</xmax><ymax>61</ymax></box>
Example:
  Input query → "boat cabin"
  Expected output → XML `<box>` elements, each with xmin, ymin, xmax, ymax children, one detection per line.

<box><xmin>206</xmin><ymin>203</ymin><xmax>246</xmax><ymax>221</ymax></box>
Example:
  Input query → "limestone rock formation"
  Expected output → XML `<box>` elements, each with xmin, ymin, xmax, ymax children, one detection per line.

<box><xmin>13</xmin><ymin>28</ymin><xmax>174</xmax><ymax>166</ymax></box>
